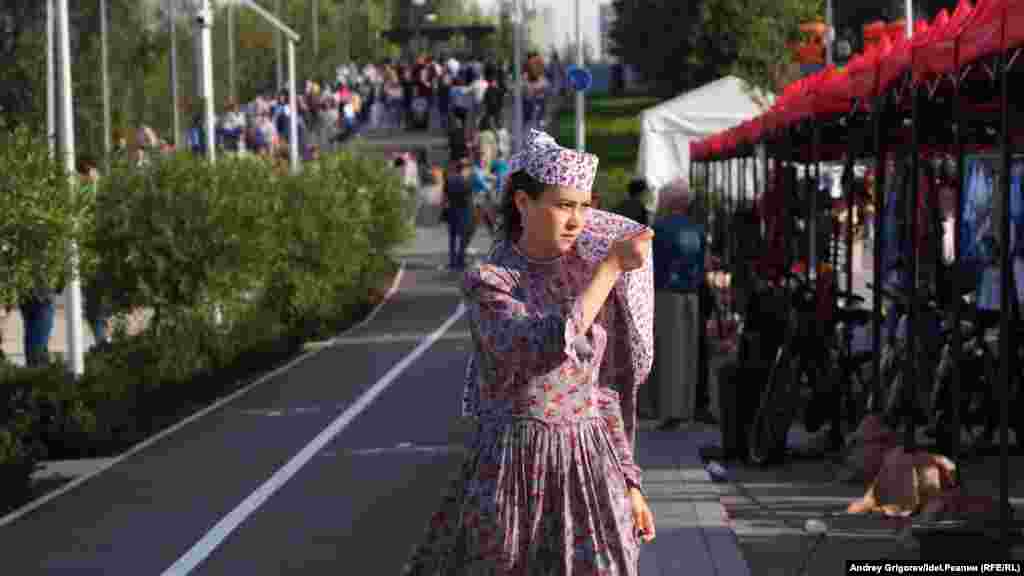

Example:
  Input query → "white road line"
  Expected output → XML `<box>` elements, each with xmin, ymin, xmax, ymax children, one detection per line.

<box><xmin>330</xmin><ymin>330</ymin><xmax>472</xmax><ymax>346</ymax></box>
<box><xmin>0</xmin><ymin>262</ymin><xmax>406</xmax><ymax>530</ymax></box>
<box><xmin>160</xmin><ymin>301</ymin><xmax>467</xmax><ymax>576</ymax></box>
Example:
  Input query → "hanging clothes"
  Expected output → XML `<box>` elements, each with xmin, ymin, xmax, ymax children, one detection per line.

<box><xmin>971</xmin><ymin>157</ymin><xmax>1024</xmax><ymax>310</ymax></box>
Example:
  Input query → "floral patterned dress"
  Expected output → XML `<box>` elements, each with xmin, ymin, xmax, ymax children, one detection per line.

<box><xmin>403</xmin><ymin>210</ymin><xmax>654</xmax><ymax>575</ymax></box>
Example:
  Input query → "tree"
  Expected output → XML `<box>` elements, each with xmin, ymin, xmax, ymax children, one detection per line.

<box><xmin>608</xmin><ymin>0</ymin><xmax>697</xmax><ymax>97</ymax></box>
<box><xmin>691</xmin><ymin>0</ymin><xmax>822</xmax><ymax>95</ymax></box>
<box><xmin>0</xmin><ymin>1</ymin><xmax>48</xmax><ymax>129</ymax></box>
<box><xmin>609</xmin><ymin>0</ymin><xmax>823</xmax><ymax>97</ymax></box>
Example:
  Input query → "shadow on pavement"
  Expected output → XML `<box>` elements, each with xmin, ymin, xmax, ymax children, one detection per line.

<box><xmin>713</xmin><ymin>451</ymin><xmax>1024</xmax><ymax>574</ymax></box>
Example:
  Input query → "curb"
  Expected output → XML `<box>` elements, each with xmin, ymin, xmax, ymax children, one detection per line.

<box><xmin>0</xmin><ymin>260</ymin><xmax>407</xmax><ymax>529</ymax></box>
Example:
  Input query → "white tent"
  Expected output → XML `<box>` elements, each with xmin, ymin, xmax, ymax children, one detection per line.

<box><xmin>636</xmin><ymin>76</ymin><xmax>773</xmax><ymax>210</ymax></box>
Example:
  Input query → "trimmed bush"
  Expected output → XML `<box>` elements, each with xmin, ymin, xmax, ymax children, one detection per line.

<box><xmin>0</xmin><ymin>146</ymin><xmax>412</xmax><ymax>513</ymax></box>
<box><xmin>0</xmin><ymin>122</ymin><xmax>94</xmax><ymax>309</ymax></box>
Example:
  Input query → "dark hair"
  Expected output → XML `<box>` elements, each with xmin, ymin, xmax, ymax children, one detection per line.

<box><xmin>500</xmin><ymin>171</ymin><xmax>549</xmax><ymax>242</ymax></box>
<box><xmin>628</xmin><ymin>178</ymin><xmax>647</xmax><ymax>198</ymax></box>
<box><xmin>76</xmin><ymin>156</ymin><xmax>98</xmax><ymax>175</ymax></box>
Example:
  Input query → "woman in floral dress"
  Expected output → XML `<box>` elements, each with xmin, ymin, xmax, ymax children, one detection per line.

<box><xmin>403</xmin><ymin>130</ymin><xmax>656</xmax><ymax>575</ymax></box>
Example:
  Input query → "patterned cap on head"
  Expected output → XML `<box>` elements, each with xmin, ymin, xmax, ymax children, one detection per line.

<box><xmin>508</xmin><ymin>129</ymin><xmax>599</xmax><ymax>193</ymax></box>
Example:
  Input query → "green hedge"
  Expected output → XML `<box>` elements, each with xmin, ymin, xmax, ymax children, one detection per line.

<box><xmin>0</xmin><ymin>145</ymin><xmax>412</xmax><ymax>515</ymax></box>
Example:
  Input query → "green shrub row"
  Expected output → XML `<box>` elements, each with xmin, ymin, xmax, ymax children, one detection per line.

<box><xmin>0</xmin><ymin>135</ymin><xmax>413</xmax><ymax>515</ymax></box>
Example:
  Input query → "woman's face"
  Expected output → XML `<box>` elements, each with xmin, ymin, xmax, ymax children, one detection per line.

<box><xmin>515</xmin><ymin>184</ymin><xmax>592</xmax><ymax>259</ymax></box>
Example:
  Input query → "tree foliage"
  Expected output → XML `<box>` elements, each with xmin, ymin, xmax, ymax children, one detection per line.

<box><xmin>609</xmin><ymin>0</ymin><xmax>822</xmax><ymax>97</ymax></box>
<box><xmin>0</xmin><ymin>123</ymin><xmax>95</xmax><ymax>310</ymax></box>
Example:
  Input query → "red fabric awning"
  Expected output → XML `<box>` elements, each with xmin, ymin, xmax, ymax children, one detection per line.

<box><xmin>749</xmin><ymin>116</ymin><xmax>764</xmax><ymax>145</ymax></box>
<box><xmin>878</xmin><ymin>20</ymin><xmax>929</xmax><ymax>95</ymax></box>
<box><xmin>849</xmin><ymin>40</ymin><xmax>883</xmax><ymax>100</ymax></box>
<box><xmin>1006</xmin><ymin>0</ymin><xmax>1024</xmax><ymax>51</ymax></box>
<box><xmin>913</xmin><ymin>0</ymin><xmax>975</xmax><ymax>82</ymax></box>
<box><xmin>958</xmin><ymin>0</ymin><xmax>1007</xmax><ymax>68</ymax></box>
<box><xmin>812</xmin><ymin>65</ymin><xmax>854</xmax><ymax>117</ymax></box>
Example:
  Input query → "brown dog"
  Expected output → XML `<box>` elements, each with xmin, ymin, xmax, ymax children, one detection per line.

<box><xmin>847</xmin><ymin>447</ymin><xmax>958</xmax><ymax>516</ymax></box>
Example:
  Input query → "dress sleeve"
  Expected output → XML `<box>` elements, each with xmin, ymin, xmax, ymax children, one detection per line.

<box><xmin>597</xmin><ymin>386</ymin><xmax>643</xmax><ymax>490</ymax></box>
<box><xmin>462</xmin><ymin>265</ymin><xmax>587</xmax><ymax>377</ymax></box>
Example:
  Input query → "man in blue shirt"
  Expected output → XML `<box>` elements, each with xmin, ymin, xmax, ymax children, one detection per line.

<box><xmin>648</xmin><ymin>193</ymin><xmax>714</xmax><ymax>425</ymax></box>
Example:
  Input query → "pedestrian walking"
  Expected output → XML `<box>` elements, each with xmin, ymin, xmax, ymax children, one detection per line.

<box><xmin>403</xmin><ymin>129</ymin><xmax>657</xmax><ymax>575</ymax></box>
<box><xmin>442</xmin><ymin>157</ymin><xmax>473</xmax><ymax>271</ymax></box>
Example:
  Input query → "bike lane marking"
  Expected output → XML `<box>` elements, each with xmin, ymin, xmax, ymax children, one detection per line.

<box><xmin>160</xmin><ymin>301</ymin><xmax>467</xmax><ymax>576</ymax></box>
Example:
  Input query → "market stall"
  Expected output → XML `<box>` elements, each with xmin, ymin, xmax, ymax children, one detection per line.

<box><xmin>692</xmin><ymin>0</ymin><xmax>1024</xmax><ymax>554</ymax></box>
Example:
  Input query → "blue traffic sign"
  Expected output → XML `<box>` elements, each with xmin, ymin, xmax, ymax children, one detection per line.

<box><xmin>566</xmin><ymin>65</ymin><xmax>593</xmax><ymax>92</ymax></box>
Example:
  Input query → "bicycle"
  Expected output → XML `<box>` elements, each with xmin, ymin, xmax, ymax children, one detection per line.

<box><xmin>747</xmin><ymin>270</ymin><xmax>870</xmax><ymax>464</ymax></box>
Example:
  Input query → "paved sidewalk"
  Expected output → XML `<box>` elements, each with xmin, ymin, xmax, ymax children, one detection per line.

<box><xmin>637</xmin><ymin>421</ymin><xmax>751</xmax><ymax>575</ymax></box>
<box><xmin>698</xmin><ymin>424</ymin><xmax>1024</xmax><ymax>575</ymax></box>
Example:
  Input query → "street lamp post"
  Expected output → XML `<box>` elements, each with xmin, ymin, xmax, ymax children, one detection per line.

<box><xmin>196</xmin><ymin>0</ymin><xmax>216</xmax><ymax>164</ymax></box>
<box><xmin>55</xmin><ymin>0</ymin><xmax>85</xmax><ymax>377</ymax></box>
<box><xmin>275</xmin><ymin>0</ymin><xmax>284</xmax><ymax>89</ymax></box>
<box><xmin>412</xmin><ymin>0</ymin><xmax>426</xmax><ymax>60</ymax></box>
<box><xmin>100</xmin><ymin>0</ymin><xmax>111</xmax><ymax>168</ymax></box>
<box><xmin>574</xmin><ymin>0</ymin><xmax>584</xmax><ymax>152</ymax></box>
<box><xmin>170</xmin><ymin>0</ymin><xmax>181</xmax><ymax>149</ymax></box>
<box><xmin>512</xmin><ymin>0</ymin><xmax>523</xmax><ymax>152</ymax></box>
<box><xmin>228</xmin><ymin>0</ymin><xmax>237</xmax><ymax>103</ymax></box>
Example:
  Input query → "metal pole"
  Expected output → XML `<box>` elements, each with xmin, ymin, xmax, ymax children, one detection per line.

<box><xmin>100</xmin><ymin>0</ymin><xmax>111</xmax><ymax>168</ymax></box>
<box><xmin>170</xmin><ymin>0</ymin><xmax>181</xmax><ymax>150</ymax></box>
<box><xmin>905</xmin><ymin>0</ymin><xmax>913</xmax><ymax>37</ymax></box>
<box><xmin>899</xmin><ymin>12</ymin><xmax>914</xmax><ymax>436</ymax></box>
<box><xmin>275</xmin><ymin>0</ymin><xmax>284</xmax><ymax>90</ymax></box>
<box><xmin>904</xmin><ymin>79</ymin><xmax>919</xmax><ymax>452</ymax></box>
<box><xmin>228</xmin><ymin>1</ymin><xmax>237</xmax><ymax>103</ymax></box>
<box><xmin>871</xmin><ymin>92</ymin><xmax>887</xmax><ymax>412</ymax></box>
<box><xmin>950</xmin><ymin>36</ymin><xmax>964</xmax><ymax>482</ymax></box>
<box><xmin>825</xmin><ymin>0</ymin><xmax>834</xmax><ymax>67</ymax></box>
<box><xmin>312</xmin><ymin>0</ymin><xmax>319</xmax><ymax>66</ymax></box>
<box><xmin>288</xmin><ymin>40</ymin><xmax>300</xmax><ymax>173</ymax></box>
<box><xmin>198</xmin><ymin>0</ymin><xmax>216</xmax><ymax>164</ymax></box>
<box><xmin>997</xmin><ymin>12</ymin><xmax>1011</xmax><ymax>545</ymax></box>
<box><xmin>574</xmin><ymin>0</ymin><xmax>584</xmax><ymax>151</ymax></box>
<box><xmin>810</xmin><ymin>121</ymin><xmax>820</xmax><ymax>278</ymax></box>
<box><xmin>55</xmin><ymin>0</ymin><xmax>84</xmax><ymax>377</ymax></box>
<box><xmin>513</xmin><ymin>0</ymin><xmax>524</xmax><ymax>152</ymax></box>
<box><xmin>47</xmin><ymin>0</ymin><xmax>55</xmax><ymax>156</ymax></box>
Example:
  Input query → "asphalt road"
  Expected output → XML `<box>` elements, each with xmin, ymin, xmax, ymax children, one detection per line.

<box><xmin>0</xmin><ymin>232</ymin><xmax>475</xmax><ymax>575</ymax></box>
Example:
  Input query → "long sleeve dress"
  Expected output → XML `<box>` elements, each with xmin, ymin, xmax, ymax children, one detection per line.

<box><xmin>403</xmin><ymin>211</ymin><xmax>655</xmax><ymax>575</ymax></box>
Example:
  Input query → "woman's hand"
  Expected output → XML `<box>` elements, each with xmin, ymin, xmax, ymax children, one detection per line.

<box><xmin>606</xmin><ymin>229</ymin><xmax>655</xmax><ymax>272</ymax></box>
<box><xmin>629</xmin><ymin>487</ymin><xmax>656</xmax><ymax>543</ymax></box>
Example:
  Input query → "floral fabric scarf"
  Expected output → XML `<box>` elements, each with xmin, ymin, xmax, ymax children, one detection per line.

<box><xmin>461</xmin><ymin>209</ymin><xmax>654</xmax><ymax>448</ymax></box>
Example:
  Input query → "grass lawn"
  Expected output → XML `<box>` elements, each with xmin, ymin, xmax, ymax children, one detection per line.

<box><xmin>555</xmin><ymin>95</ymin><xmax>662</xmax><ymax>209</ymax></box>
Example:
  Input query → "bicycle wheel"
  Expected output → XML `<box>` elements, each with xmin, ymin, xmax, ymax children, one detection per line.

<box><xmin>749</xmin><ymin>346</ymin><xmax>799</xmax><ymax>464</ymax></box>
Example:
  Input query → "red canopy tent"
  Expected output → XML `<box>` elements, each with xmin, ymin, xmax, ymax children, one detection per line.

<box><xmin>958</xmin><ymin>0</ymin><xmax>1011</xmax><ymax>68</ymax></box>
<box><xmin>913</xmin><ymin>0</ymin><xmax>976</xmax><ymax>84</ymax></box>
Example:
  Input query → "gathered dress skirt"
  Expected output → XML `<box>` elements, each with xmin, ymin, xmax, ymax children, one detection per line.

<box><xmin>402</xmin><ymin>416</ymin><xmax>640</xmax><ymax>575</ymax></box>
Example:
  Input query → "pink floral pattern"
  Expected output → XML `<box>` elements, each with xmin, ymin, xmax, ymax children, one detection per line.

<box><xmin>508</xmin><ymin>130</ymin><xmax>599</xmax><ymax>193</ymax></box>
<box><xmin>406</xmin><ymin>210</ymin><xmax>654</xmax><ymax>575</ymax></box>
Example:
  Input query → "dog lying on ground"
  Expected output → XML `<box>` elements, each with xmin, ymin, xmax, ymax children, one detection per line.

<box><xmin>845</xmin><ymin>415</ymin><xmax>1002</xmax><ymax>520</ymax></box>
